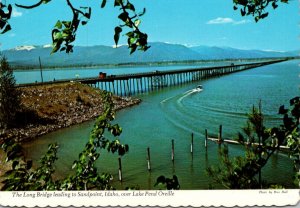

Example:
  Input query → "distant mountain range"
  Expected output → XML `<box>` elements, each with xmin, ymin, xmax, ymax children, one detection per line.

<box><xmin>2</xmin><ymin>42</ymin><xmax>299</xmax><ymax>68</ymax></box>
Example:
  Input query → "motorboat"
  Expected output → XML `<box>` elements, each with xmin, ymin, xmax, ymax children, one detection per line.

<box><xmin>196</xmin><ymin>85</ymin><xmax>203</xmax><ymax>90</ymax></box>
<box><xmin>191</xmin><ymin>85</ymin><xmax>203</xmax><ymax>92</ymax></box>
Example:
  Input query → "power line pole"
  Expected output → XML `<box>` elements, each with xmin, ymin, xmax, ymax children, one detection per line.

<box><xmin>39</xmin><ymin>56</ymin><xmax>43</xmax><ymax>83</ymax></box>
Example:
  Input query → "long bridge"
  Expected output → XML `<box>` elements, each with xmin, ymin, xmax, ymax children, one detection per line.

<box><xmin>17</xmin><ymin>58</ymin><xmax>288</xmax><ymax>96</ymax></box>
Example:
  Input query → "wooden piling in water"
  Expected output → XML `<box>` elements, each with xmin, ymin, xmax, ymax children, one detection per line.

<box><xmin>140</xmin><ymin>78</ymin><xmax>143</xmax><ymax>93</ymax></box>
<box><xmin>191</xmin><ymin>133</ymin><xmax>194</xmax><ymax>154</ymax></box>
<box><xmin>218</xmin><ymin>125</ymin><xmax>222</xmax><ymax>145</ymax></box>
<box><xmin>147</xmin><ymin>147</ymin><xmax>151</xmax><ymax>171</ymax></box>
<box><xmin>171</xmin><ymin>139</ymin><xmax>175</xmax><ymax>162</ymax></box>
<box><xmin>118</xmin><ymin>157</ymin><xmax>122</xmax><ymax>181</ymax></box>
<box><xmin>205</xmin><ymin>129</ymin><xmax>208</xmax><ymax>148</ymax></box>
<box><xmin>112</xmin><ymin>81</ymin><xmax>115</xmax><ymax>94</ymax></box>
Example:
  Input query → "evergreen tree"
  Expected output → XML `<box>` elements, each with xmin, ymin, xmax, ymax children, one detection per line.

<box><xmin>0</xmin><ymin>56</ymin><xmax>20</xmax><ymax>129</ymax></box>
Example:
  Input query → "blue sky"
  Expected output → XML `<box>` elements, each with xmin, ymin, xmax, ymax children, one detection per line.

<box><xmin>0</xmin><ymin>0</ymin><xmax>299</xmax><ymax>51</ymax></box>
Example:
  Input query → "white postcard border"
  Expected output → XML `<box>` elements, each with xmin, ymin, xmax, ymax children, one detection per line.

<box><xmin>0</xmin><ymin>189</ymin><xmax>299</xmax><ymax>207</ymax></box>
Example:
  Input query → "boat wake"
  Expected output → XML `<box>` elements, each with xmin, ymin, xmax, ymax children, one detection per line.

<box><xmin>160</xmin><ymin>88</ymin><xmax>202</xmax><ymax>104</ymax></box>
<box><xmin>159</xmin><ymin>87</ymin><xmax>204</xmax><ymax>133</ymax></box>
<box><xmin>178</xmin><ymin>88</ymin><xmax>203</xmax><ymax>103</ymax></box>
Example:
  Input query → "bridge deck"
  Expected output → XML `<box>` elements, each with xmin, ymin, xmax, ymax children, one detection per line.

<box><xmin>17</xmin><ymin>58</ymin><xmax>288</xmax><ymax>96</ymax></box>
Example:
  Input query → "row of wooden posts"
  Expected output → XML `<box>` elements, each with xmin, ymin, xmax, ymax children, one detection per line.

<box><xmin>117</xmin><ymin>125</ymin><xmax>223</xmax><ymax>182</ymax></box>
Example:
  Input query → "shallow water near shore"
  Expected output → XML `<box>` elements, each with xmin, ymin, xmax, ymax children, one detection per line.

<box><xmin>22</xmin><ymin>60</ymin><xmax>299</xmax><ymax>189</ymax></box>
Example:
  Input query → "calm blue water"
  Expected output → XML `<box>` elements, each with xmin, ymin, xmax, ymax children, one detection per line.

<box><xmin>22</xmin><ymin>60</ymin><xmax>299</xmax><ymax>189</ymax></box>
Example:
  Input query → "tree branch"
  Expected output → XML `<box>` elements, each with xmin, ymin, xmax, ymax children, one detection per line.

<box><xmin>15</xmin><ymin>0</ymin><xmax>47</xmax><ymax>9</ymax></box>
<box><xmin>66</xmin><ymin>0</ymin><xmax>86</xmax><ymax>17</ymax></box>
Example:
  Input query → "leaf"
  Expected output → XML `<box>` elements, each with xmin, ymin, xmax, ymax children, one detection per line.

<box><xmin>72</xmin><ymin>161</ymin><xmax>77</xmax><ymax>169</ymax></box>
<box><xmin>138</xmin><ymin>8</ymin><xmax>146</xmax><ymax>16</ymax></box>
<box><xmin>126</xmin><ymin>31</ymin><xmax>134</xmax><ymax>37</ymax></box>
<box><xmin>129</xmin><ymin>44</ymin><xmax>137</xmax><ymax>54</ymax></box>
<box><xmin>260</xmin><ymin>12</ymin><xmax>268</xmax><ymax>19</ymax></box>
<box><xmin>240</xmin><ymin>8</ymin><xmax>246</xmax><ymax>16</ymax></box>
<box><xmin>255</xmin><ymin>16</ymin><xmax>260</xmax><ymax>22</ymax></box>
<box><xmin>26</xmin><ymin>160</ymin><xmax>33</xmax><ymax>170</ymax></box>
<box><xmin>134</xmin><ymin>19</ymin><xmax>141</xmax><ymax>27</ymax></box>
<box><xmin>81</xmin><ymin>21</ymin><xmax>88</xmax><ymax>26</ymax></box>
<box><xmin>42</xmin><ymin>0</ymin><xmax>51</xmax><ymax>4</ymax></box>
<box><xmin>12</xmin><ymin>161</ymin><xmax>19</xmax><ymax>170</ymax></box>
<box><xmin>125</xmin><ymin>2</ymin><xmax>135</xmax><ymax>11</ymax></box>
<box><xmin>0</xmin><ymin>24</ymin><xmax>11</xmax><ymax>34</ymax></box>
<box><xmin>66</xmin><ymin>45</ymin><xmax>73</xmax><ymax>53</ymax></box>
<box><xmin>237</xmin><ymin>132</ymin><xmax>245</xmax><ymax>143</ymax></box>
<box><xmin>272</xmin><ymin>2</ymin><xmax>278</xmax><ymax>9</ymax></box>
<box><xmin>278</xmin><ymin>105</ymin><xmax>288</xmax><ymax>115</ymax></box>
<box><xmin>62</xmin><ymin>21</ymin><xmax>71</xmax><ymax>28</ymax></box>
<box><xmin>155</xmin><ymin>176</ymin><xmax>166</xmax><ymax>186</ymax></box>
<box><xmin>55</xmin><ymin>21</ymin><xmax>62</xmax><ymax>29</ymax></box>
<box><xmin>53</xmin><ymin>31</ymin><xmax>62</xmax><ymax>41</ymax></box>
<box><xmin>84</xmin><ymin>8</ymin><xmax>91</xmax><ymax>19</ymax></box>
<box><xmin>101</xmin><ymin>0</ymin><xmax>107</xmax><ymax>8</ymax></box>
<box><xmin>238</xmin><ymin>0</ymin><xmax>248</xmax><ymax>6</ymax></box>
<box><xmin>118</xmin><ymin>146</ymin><xmax>125</xmax><ymax>156</ymax></box>
<box><xmin>114</xmin><ymin>0</ymin><xmax>122</xmax><ymax>7</ymax></box>
<box><xmin>247</xmin><ymin>5</ymin><xmax>255</xmax><ymax>13</ymax></box>
<box><xmin>283</xmin><ymin>114</ymin><xmax>293</xmax><ymax>130</ymax></box>
<box><xmin>290</xmin><ymin>97</ymin><xmax>300</xmax><ymax>105</ymax></box>
<box><xmin>114</xmin><ymin>26</ymin><xmax>122</xmax><ymax>46</ymax></box>
<box><xmin>118</xmin><ymin>12</ymin><xmax>129</xmax><ymax>22</ymax></box>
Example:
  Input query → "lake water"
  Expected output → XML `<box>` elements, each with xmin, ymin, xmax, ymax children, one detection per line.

<box><xmin>22</xmin><ymin>60</ymin><xmax>299</xmax><ymax>189</ymax></box>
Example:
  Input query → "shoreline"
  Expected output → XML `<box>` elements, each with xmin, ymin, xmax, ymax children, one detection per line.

<box><xmin>0</xmin><ymin>82</ymin><xmax>141</xmax><ymax>143</ymax></box>
<box><xmin>12</xmin><ymin>57</ymin><xmax>296</xmax><ymax>71</ymax></box>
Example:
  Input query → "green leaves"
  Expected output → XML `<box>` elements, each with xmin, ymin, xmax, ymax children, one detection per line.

<box><xmin>114</xmin><ymin>0</ymin><xmax>122</xmax><ymax>7</ymax></box>
<box><xmin>114</xmin><ymin>26</ymin><xmax>123</xmax><ymax>47</ymax></box>
<box><xmin>112</xmin><ymin>0</ymin><xmax>150</xmax><ymax>53</ymax></box>
<box><xmin>101</xmin><ymin>0</ymin><xmax>107</xmax><ymax>8</ymax></box>
<box><xmin>208</xmin><ymin>96</ymin><xmax>300</xmax><ymax>189</ymax></box>
<box><xmin>6</xmin><ymin>0</ymin><xmax>149</xmax><ymax>55</ymax></box>
<box><xmin>50</xmin><ymin>3</ymin><xmax>91</xmax><ymax>54</ymax></box>
<box><xmin>65</xmin><ymin>91</ymin><xmax>129</xmax><ymax>190</ymax></box>
<box><xmin>154</xmin><ymin>175</ymin><xmax>180</xmax><ymax>190</ymax></box>
<box><xmin>0</xmin><ymin>139</ymin><xmax>60</xmax><ymax>191</ymax></box>
<box><xmin>233</xmin><ymin>0</ymin><xmax>289</xmax><ymax>22</ymax></box>
<box><xmin>0</xmin><ymin>24</ymin><xmax>11</xmax><ymax>34</ymax></box>
<box><xmin>118</xmin><ymin>12</ymin><xmax>130</xmax><ymax>25</ymax></box>
<box><xmin>125</xmin><ymin>2</ymin><xmax>135</xmax><ymax>11</ymax></box>
<box><xmin>0</xmin><ymin>3</ymin><xmax>12</xmax><ymax>34</ymax></box>
<box><xmin>279</xmin><ymin>105</ymin><xmax>288</xmax><ymax>115</ymax></box>
<box><xmin>272</xmin><ymin>2</ymin><xmax>278</xmax><ymax>9</ymax></box>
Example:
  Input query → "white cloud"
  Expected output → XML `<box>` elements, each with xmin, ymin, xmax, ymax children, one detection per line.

<box><xmin>207</xmin><ymin>17</ymin><xmax>234</xmax><ymax>24</ymax></box>
<box><xmin>43</xmin><ymin>44</ymin><xmax>52</xmax><ymax>48</ymax></box>
<box><xmin>12</xmin><ymin>8</ymin><xmax>22</xmax><ymax>17</ymax></box>
<box><xmin>233</xmin><ymin>19</ymin><xmax>251</xmax><ymax>25</ymax></box>
<box><xmin>207</xmin><ymin>17</ymin><xmax>250</xmax><ymax>25</ymax></box>
<box><xmin>262</xmin><ymin>49</ymin><xmax>286</xmax><ymax>53</ymax></box>
<box><xmin>14</xmin><ymin>45</ymin><xmax>36</xmax><ymax>51</ymax></box>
